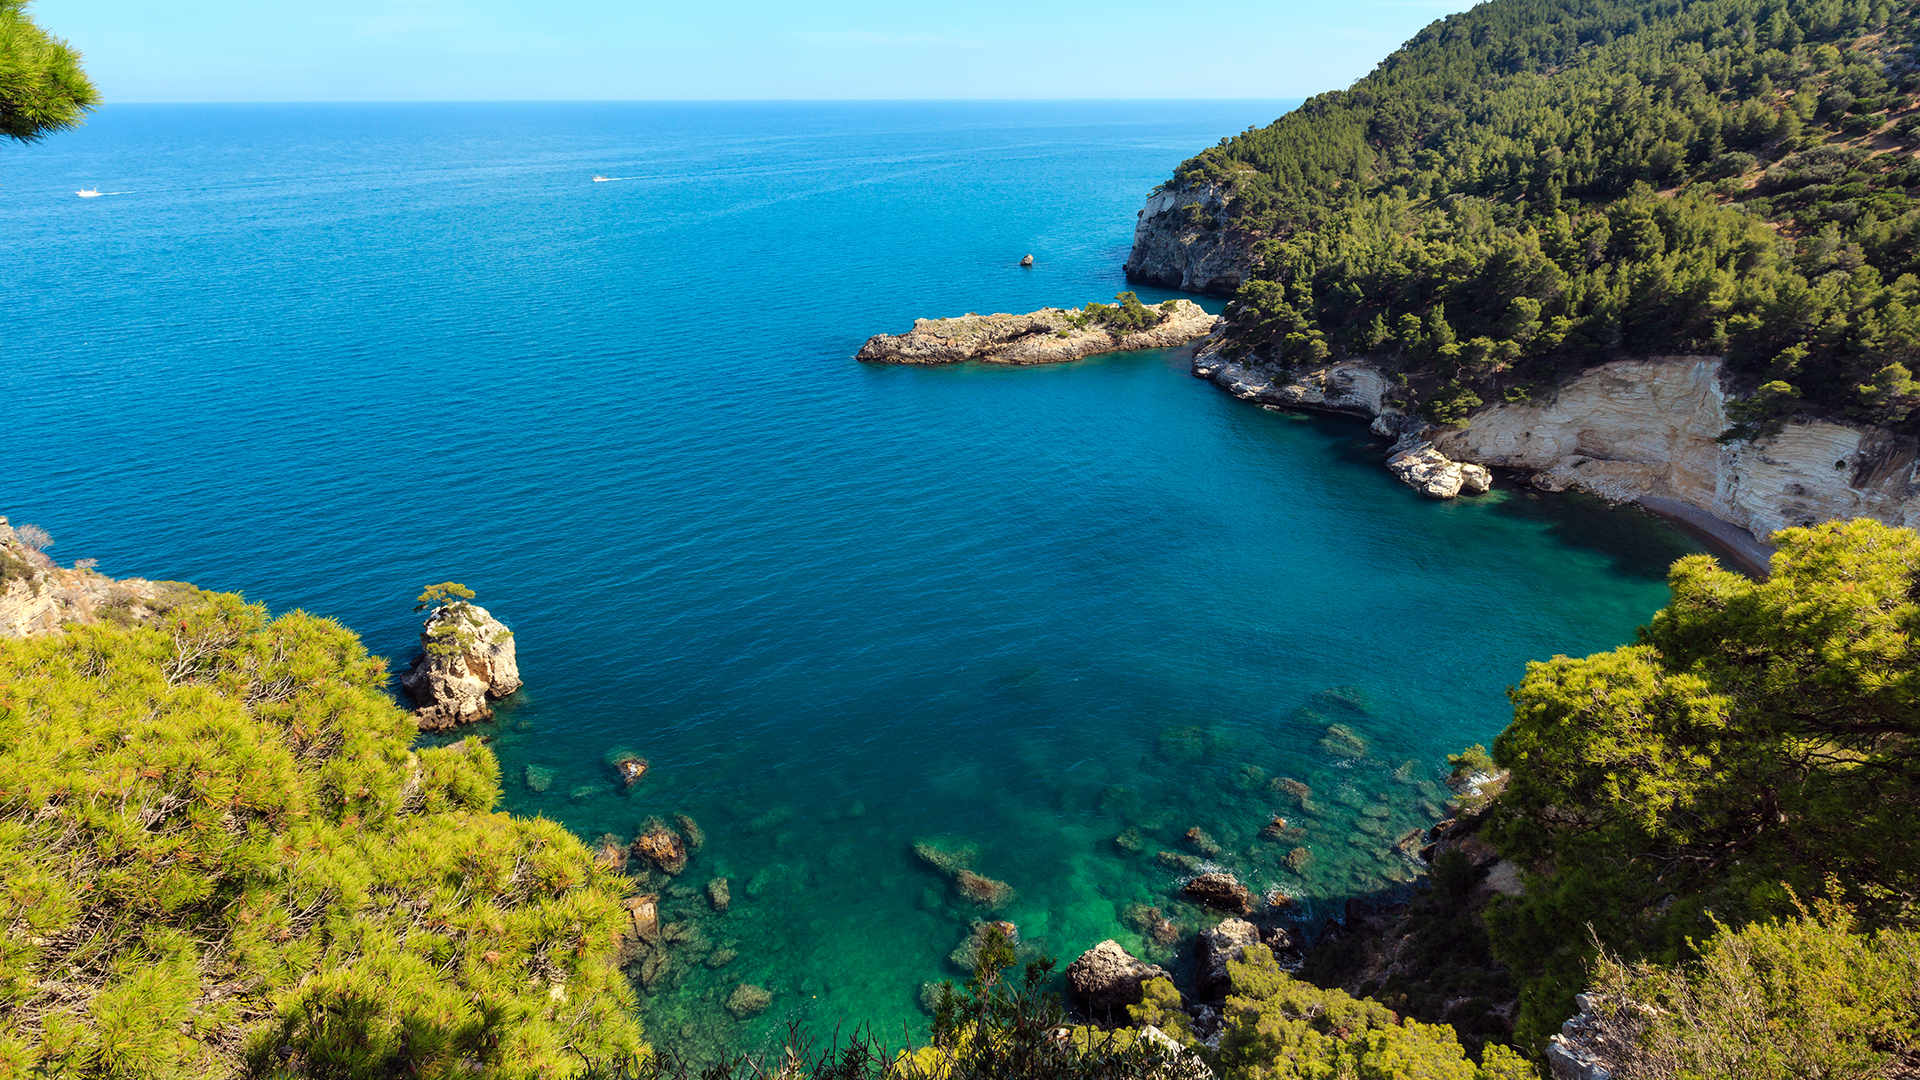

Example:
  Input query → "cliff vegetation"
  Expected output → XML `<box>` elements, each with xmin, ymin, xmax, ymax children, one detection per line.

<box><xmin>1170</xmin><ymin>0</ymin><xmax>1920</xmax><ymax>431</ymax></box>
<box><xmin>0</xmin><ymin>589</ymin><xmax>645</xmax><ymax>1079</ymax></box>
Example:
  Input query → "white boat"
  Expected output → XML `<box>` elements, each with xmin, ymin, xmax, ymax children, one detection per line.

<box><xmin>76</xmin><ymin>188</ymin><xmax>101</xmax><ymax>198</ymax></box>
<box><xmin>592</xmin><ymin>175</ymin><xmax>610</xmax><ymax>182</ymax></box>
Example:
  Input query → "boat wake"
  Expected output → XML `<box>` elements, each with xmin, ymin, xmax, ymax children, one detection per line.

<box><xmin>76</xmin><ymin>190</ymin><xmax>132</xmax><ymax>198</ymax></box>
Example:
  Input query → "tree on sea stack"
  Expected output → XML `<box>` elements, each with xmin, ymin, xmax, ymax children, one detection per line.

<box><xmin>403</xmin><ymin>581</ymin><xmax>524</xmax><ymax>730</ymax></box>
<box><xmin>0</xmin><ymin>0</ymin><xmax>98</xmax><ymax>142</ymax></box>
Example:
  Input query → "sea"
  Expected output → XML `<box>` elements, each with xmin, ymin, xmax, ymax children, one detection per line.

<box><xmin>3</xmin><ymin>101</ymin><xmax>1705</xmax><ymax>1059</ymax></box>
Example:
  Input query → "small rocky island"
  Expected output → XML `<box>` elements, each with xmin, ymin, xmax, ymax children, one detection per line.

<box><xmin>402</xmin><ymin>582</ymin><xmax>523</xmax><ymax>730</ymax></box>
<box><xmin>857</xmin><ymin>295</ymin><xmax>1218</xmax><ymax>366</ymax></box>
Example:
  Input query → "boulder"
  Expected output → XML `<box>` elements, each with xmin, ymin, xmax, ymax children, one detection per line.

<box><xmin>1020</xmin><ymin>254</ymin><xmax>1034</xmax><ymax>267</ymax></box>
<box><xmin>632</xmin><ymin>823</ymin><xmax>688</xmax><ymax>876</ymax></box>
<box><xmin>1385</xmin><ymin>442</ymin><xmax>1494</xmax><ymax>499</ymax></box>
<box><xmin>613</xmin><ymin>756</ymin><xmax>649</xmax><ymax>786</ymax></box>
<box><xmin>1184</xmin><ymin>872</ymin><xmax>1253</xmax><ymax>914</ymax></box>
<box><xmin>402</xmin><ymin>601</ymin><xmax>522</xmax><ymax>730</ymax></box>
<box><xmin>1065</xmin><ymin>940</ymin><xmax>1171</xmax><ymax>1014</ymax></box>
<box><xmin>1199</xmin><ymin>917</ymin><xmax>1262</xmax><ymax>997</ymax></box>
<box><xmin>625</xmin><ymin>894</ymin><xmax>659</xmax><ymax>944</ymax></box>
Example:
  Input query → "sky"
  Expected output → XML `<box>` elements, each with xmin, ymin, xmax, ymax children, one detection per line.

<box><xmin>32</xmin><ymin>0</ymin><xmax>1476</xmax><ymax>102</ymax></box>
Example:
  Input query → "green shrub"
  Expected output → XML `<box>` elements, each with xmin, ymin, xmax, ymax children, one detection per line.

<box><xmin>0</xmin><ymin>591</ymin><xmax>644</xmax><ymax>1078</ymax></box>
<box><xmin>1585</xmin><ymin>891</ymin><xmax>1920</xmax><ymax>1078</ymax></box>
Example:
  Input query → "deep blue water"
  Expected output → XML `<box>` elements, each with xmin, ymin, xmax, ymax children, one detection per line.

<box><xmin>4</xmin><ymin>102</ymin><xmax>1703</xmax><ymax>1057</ymax></box>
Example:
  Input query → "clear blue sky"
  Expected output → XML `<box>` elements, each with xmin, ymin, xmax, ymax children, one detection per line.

<box><xmin>34</xmin><ymin>0</ymin><xmax>1474</xmax><ymax>102</ymax></box>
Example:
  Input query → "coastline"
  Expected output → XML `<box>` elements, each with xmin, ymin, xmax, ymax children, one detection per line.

<box><xmin>1635</xmin><ymin>496</ymin><xmax>1775</xmax><ymax>578</ymax></box>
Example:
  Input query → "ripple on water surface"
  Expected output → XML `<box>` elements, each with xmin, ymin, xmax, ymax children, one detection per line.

<box><xmin>5</xmin><ymin>101</ymin><xmax>1705</xmax><ymax>1059</ymax></box>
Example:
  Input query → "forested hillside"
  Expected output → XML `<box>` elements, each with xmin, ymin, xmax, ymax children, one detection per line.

<box><xmin>1175</xmin><ymin>0</ymin><xmax>1920</xmax><ymax>430</ymax></box>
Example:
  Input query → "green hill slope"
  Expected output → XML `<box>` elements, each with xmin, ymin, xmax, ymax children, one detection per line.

<box><xmin>1171</xmin><ymin>0</ymin><xmax>1920</xmax><ymax>430</ymax></box>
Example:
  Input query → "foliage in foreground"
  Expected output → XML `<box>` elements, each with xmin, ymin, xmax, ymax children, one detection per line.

<box><xmin>0</xmin><ymin>0</ymin><xmax>98</xmax><ymax>142</ymax></box>
<box><xmin>1585</xmin><ymin>890</ymin><xmax>1920</xmax><ymax>1079</ymax></box>
<box><xmin>1483</xmin><ymin>517</ymin><xmax>1920</xmax><ymax>1048</ymax></box>
<box><xmin>0</xmin><ymin>591</ymin><xmax>644</xmax><ymax>1079</ymax></box>
<box><xmin>1174</xmin><ymin>0</ymin><xmax>1920</xmax><ymax>428</ymax></box>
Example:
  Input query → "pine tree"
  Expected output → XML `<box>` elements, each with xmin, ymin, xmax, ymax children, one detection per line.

<box><xmin>0</xmin><ymin>0</ymin><xmax>97</xmax><ymax>143</ymax></box>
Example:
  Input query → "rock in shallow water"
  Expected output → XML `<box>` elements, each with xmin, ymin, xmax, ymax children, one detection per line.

<box><xmin>1184</xmin><ymin>871</ymin><xmax>1253</xmax><ymax>914</ymax></box>
<box><xmin>1066</xmin><ymin>940</ymin><xmax>1170</xmax><ymax>1014</ymax></box>
<box><xmin>402</xmin><ymin>601</ymin><xmax>522</xmax><ymax>730</ymax></box>
<box><xmin>1386</xmin><ymin>442</ymin><xmax>1494</xmax><ymax>499</ymax></box>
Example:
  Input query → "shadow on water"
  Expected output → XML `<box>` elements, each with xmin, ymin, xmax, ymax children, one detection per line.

<box><xmin>1482</xmin><ymin>481</ymin><xmax>1702</xmax><ymax>582</ymax></box>
<box><xmin>1303</xmin><ymin>414</ymin><xmax>1704</xmax><ymax>582</ymax></box>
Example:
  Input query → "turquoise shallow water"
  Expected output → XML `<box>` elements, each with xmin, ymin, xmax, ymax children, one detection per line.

<box><xmin>5</xmin><ymin>101</ymin><xmax>1702</xmax><ymax>1057</ymax></box>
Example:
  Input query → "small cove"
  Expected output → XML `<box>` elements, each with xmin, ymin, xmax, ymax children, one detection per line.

<box><xmin>5</xmin><ymin>100</ymin><xmax>1705</xmax><ymax>1059</ymax></box>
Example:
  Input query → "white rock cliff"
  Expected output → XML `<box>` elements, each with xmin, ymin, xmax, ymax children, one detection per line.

<box><xmin>1193</xmin><ymin>349</ymin><xmax>1920</xmax><ymax>557</ymax></box>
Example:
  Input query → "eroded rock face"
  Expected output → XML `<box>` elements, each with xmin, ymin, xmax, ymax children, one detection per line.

<box><xmin>1386</xmin><ymin>443</ymin><xmax>1494</xmax><ymax>499</ymax></box>
<box><xmin>1066</xmin><ymin>940</ymin><xmax>1171</xmax><ymax>1014</ymax></box>
<box><xmin>856</xmin><ymin>300</ymin><xmax>1218</xmax><ymax>366</ymax></box>
<box><xmin>0</xmin><ymin>517</ymin><xmax>191</xmax><ymax>639</ymax></box>
<box><xmin>1125</xmin><ymin>181</ymin><xmax>1248</xmax><ymax>294</ymax></box>
<box><xmin>1184</xmin><ymin>872</ymin><xmax>1253</xmax><ymax>914</ymax></box>
<box><xmin>402</xmin><ymin>602</ymin><xmax>522</xmax><ymax>731</ymax></box>
<box><xmin>1198</xmin><ymin>917</ymin><xmax>1262</xmax><ymax>997</ymax></box>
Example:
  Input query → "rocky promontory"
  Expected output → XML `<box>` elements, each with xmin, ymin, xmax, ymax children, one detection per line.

<box><xmin>856</xmin><ymin>299</ymin><xmax>1218</xmax><ymax>366</ymax></box>
<box><xmin>1124</xmin><ymin>181</ymin><xmax>1248</xmax><ymax>294</ymax></box>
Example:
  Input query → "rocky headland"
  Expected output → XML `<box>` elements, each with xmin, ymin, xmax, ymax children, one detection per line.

<box><xmin>856</xmin><ymin>299</ymin><xmax>1218</xmax><ymax>366</ymax></box>
<box><xmin>1124</xmin><ymin>181</ymin><xmax>1248</xmax><ymax>295</ymax></box>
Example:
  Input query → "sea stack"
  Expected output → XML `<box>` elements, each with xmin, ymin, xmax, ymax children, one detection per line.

<box><xmin>402</xmin><ymin>588</ymin><xmax>522</xmax><ymax>730</ymax></box>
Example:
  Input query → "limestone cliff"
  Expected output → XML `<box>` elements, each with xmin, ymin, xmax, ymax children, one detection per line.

<box><xmin>856</xmin><ymin>300</ymin><xmax>1218</xmax><ymax>366</ymax></box>
<box><xmin>1191</xmin><ymin>349</ymin><xmax>1920</xmax><ymax>557</ymax></box>
<box><xmin>1123</xmin><ymin>182</ymin><xmax>1248</xmax><ymax>295</ymax></box>
<box><xmin>0</xmin><ymin>517</ymin><xmax>192</xmax><ymax>638</ymax></box>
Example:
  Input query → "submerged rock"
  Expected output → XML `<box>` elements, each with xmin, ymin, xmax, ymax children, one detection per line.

<box><xmin>707</xmin><ymin>877</ymin><xmax>731</xmax><ymax>912</ymax></box>
<box><xmin>674</xmin><ymin>813</ymin><xmax>705</xmax><ymax>849</ymax></box>
<box><xmin>1184</xmin><ymin>872</ymin><xmax>1253</xmax><ymax>914</ymax></box>
<box><xmin>524</xmin><ymin>764</ymin><xmax>554</xmax><ymax>793</ymax></box>
<box><xmin>955</xmin><ymin>869</ymin><xmax>1015</xmax><ymax>909</ymax></box>
<box><xmin>402</xmin><ymin>600</ymin><xmax>522</xmax><ymax>730</ymax></box>
<box><xmin>726</xmin><ymin>984</ymin><xmax>772</xmax><ymax>1019</ymax></box>
<box><xmin>1183</xmin><ymin>826</ymin><xmax>1222</xmax><ymax>858</ymax></box>
<box><xmin>1066</xmin><ymin>940</ymin><xmax>1171</xmax><ymax>1014</ymax></box>
<box><xmin>1123</xmin><ymin>904</ymin><xmax>1180</xmax><ymax>948</ymax></box>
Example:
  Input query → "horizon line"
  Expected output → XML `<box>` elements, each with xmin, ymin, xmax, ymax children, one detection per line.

<box><xmin>83</xmin><ymin>96</ymin><xmax>1307</xmax><ymax>106</ymax></box>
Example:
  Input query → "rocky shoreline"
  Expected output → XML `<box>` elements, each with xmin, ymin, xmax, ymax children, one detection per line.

<box><xmin>1181</xmin><ymin>341</ymin><xmax>1920</xmax><ymax>575</ymax></box>
<box><xmin>856</xmin><ymin>299</ymin><xmax>1218</xmax><ymax>366</ymax></box>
